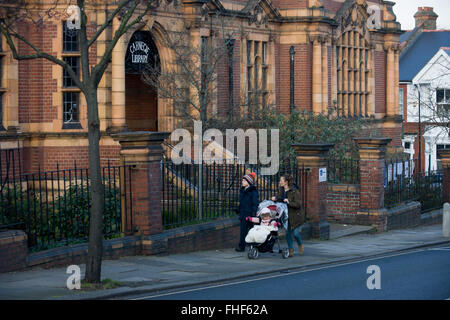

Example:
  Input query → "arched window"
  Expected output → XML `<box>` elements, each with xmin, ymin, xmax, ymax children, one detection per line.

<box><xmin>336</xmin><ymin>29</ymin><xmax>370</xmax><ymax>117</ymax></box>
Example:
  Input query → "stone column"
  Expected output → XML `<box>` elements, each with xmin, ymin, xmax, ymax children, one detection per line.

<box><xmin>437</xmin><ymin>149</ymin><xmax>450</xmax><ymax>204</ymax></box>
<box><xmin>354</xmin><ymin>138</ymin><xmax>391</xmax><ymax>232</ymax></box>
<box><xmin>385</xmin><ymin>45</ymin><xmax>395</xmax><ymax>117</ymax></box>
<box><xmin>292</xmin><ymin>143</ymin><xmax>334</xmax><ymax>239</ymax></box>
<box><xmin>3</xmin><ymin>37</ymin><xmax>20</xmax><ymax>132</ymax></box>
<box><xmin>112</xmin><ymin>131</ymin><xmax>170</xmax><ymax>236</ymax></box>
<box><xmin>321</xmin><ymin>41</ymin><xmax>328</xmax><ymax>113</ymax></box>
<box><xmin>312</xmin><ymin>38</ymin><xmax>323</xmax><ymax>114</ymax></box>
<box><xmin>111</xmin><ymin>18</ymin><xmax>127</xmax><ymax>132</ymax></box>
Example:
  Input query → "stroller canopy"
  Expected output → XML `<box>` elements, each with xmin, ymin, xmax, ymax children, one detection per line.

<box><xmin>257</xmin><ymin>200</ymin><xmax>289</xmax><ymax>230</ymax></box>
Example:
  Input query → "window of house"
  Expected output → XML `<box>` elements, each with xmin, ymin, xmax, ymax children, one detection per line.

<box><xmin>436</xmin><ymin>89</ymin><xmax>450</xmax><ymax>116</ymax></box>
<box><xmin>404</xmin><ymin>142</ymin><xmax>411</xmax><ymax>149</ymax></box>
<box><xmin>246</xmin><ymin>40</ymin><xmax>268</xmax><ymax>117</ymax></box>
<box><xmin>62</xmin><ymin>21</ymin><xmax>81</xmax><ymax>129</ymax></box>
<box><xmin>437</xmin><ymin>144</ymin><xmax>450</xmax><ymax>150</ymax></box>
<box><xmin>336</xmin><ymin>30</ymin><xmax>371</xmax><ymax>117</ymax></box>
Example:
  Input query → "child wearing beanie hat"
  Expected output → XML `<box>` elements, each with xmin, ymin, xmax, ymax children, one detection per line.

<box><xmin>243</xmin><ymin>172</ymin><xmax>256</xmax><ymax>185</ymax></box>
<box><xmin>236</xmin><ymin>171</ymin><xmax>259</xmax><ymax>252</ymax></box>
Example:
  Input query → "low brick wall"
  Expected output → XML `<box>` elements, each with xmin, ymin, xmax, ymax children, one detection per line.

<box><xmin>327</xmin><ymin>184</ymin><xmax>361</xmax><ymax>223</ymax></box>
<box><xmin>142</xmin><ymin>218</ymin><xmax>240</xmax><ymax>255</ymax></box>
<box><xmin>386</xmin><ymin>201</ymin><xmax>421</xmax><ymax>230</ymax></box>
<box><xmin>26</xmin><ymin>236</ymin><xmax>142</xmax><ymax>270</ymax></box>
<box><xmin>0</xmin><ymin>230</ymin><xmax>28</xmax><ymax>273</ymax></box>
<box><xmin>0</xmin><ymin>218</ymin><xmax>241</xmax><ymax>273</ymax></box>
<box><xmin>420</xmin><ymin>209</ymin><xmax>443</xmax><ymax>226</ymax></box>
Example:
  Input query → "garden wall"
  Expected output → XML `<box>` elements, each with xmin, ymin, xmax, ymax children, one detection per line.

<box><xmin>0</xmin><ymin>218</ymin><xmax>241</xmax><ymax>273</ymax></box>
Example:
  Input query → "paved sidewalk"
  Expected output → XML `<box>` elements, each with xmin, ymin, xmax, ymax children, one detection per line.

<box><xmin>0</xmin><ymin>223</ymin><xmax>448</xmax><ymax>300</ymax></box>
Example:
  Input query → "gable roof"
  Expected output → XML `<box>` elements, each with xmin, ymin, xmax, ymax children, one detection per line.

<box><xmin>412</xmin><ymin>47</ymin><xmax>450</xmax><ymax>83</ymax></box>
<box><xmin>399</xmin><ymin>30</ymin><xmax>450</xmax><ymax>82</ymax></box>
<box><xmin>442</xmin><ymin>46</ymin><xmax>450</xmax><ymax>56</ymax></box>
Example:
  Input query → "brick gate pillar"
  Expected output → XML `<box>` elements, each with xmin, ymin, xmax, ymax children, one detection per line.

<box><xmin>112</xmin><ymin>131</ymin><xmax>170</xmax><ymax>236</ymax></box>
<box><xmin>354</xmin><ymin>138</ymin><xmax>391</xmax><ymax>232</ymax></box>
<box><xmin>292</xmin><ymin>143</ymin><xmax>334</xmax><ymax>240</ymax></box>
<box><xmin>437</xmin><ymin>149</ymin><xmax>450</xmax><ymax>204</ymax></box>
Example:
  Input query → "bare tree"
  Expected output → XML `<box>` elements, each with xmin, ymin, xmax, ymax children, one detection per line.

<box><xmin>0</xmin><ymin>0</ymin><xmax>157</xmax><ymax>284</ymax></box>
<box><xmin>142</xmin><ymin>11</ymin><xmax>245</xmax><ymax>132</ymax></box>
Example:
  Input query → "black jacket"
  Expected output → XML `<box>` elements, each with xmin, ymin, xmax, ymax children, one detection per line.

<box><xmin>238</xmin><ymin>185</ymin><xmax>259</xmax><ymax>219</ymax></box>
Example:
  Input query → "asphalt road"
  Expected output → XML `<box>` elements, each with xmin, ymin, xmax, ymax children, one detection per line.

<box><xmin>133</xmin><ymin>245</ymin><xmax>450</xmax><ymax>300</ymax></box>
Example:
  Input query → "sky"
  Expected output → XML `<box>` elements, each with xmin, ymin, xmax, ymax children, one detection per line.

<box><xmin>392</xmin><ymin>0</ymin><xmax>450</xmax><ymax>30</ymax></box>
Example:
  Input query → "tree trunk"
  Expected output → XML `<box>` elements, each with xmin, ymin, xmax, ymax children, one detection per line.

<box><xmin>84</xmin><ymin>89</ymin><xmax>104</xmax><ymax>283</ymax></box>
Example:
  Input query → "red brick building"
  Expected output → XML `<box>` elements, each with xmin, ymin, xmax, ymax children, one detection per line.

<box><xmin>0</xmin><ymin>0</ymin><xmax>404</xmax><ymax>173</ymax></box>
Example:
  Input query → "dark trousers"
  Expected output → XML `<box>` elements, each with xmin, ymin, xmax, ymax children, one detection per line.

<box><xmin>238</xmin><ymin>217</ymin><xmax>251</xmax><ymax>250</ymax></box>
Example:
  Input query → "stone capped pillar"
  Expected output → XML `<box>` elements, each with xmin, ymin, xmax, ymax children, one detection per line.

<box><xmin>112</xmin><ymin>131</ymin><xmax>170</xmax><ymax>236</ymax></box>
<box><xmin>292</xmin><ymin>143</ymin><xmax>334</xmax><ymax>240</ymax></box>
<box><xmin>437</xmin><ymin>149</ymin><xmax>450</xmax><ymax>204</ymax></box>
<box><xmin>354</xmin><ymin>137</ymin><xmax>391</xmax><ymax>232</ymax></box>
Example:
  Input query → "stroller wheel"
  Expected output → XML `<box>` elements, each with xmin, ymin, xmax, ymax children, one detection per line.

<box><xmin>282</xmin><ymin>248</ymin><xmax>289</xmax><ymax>259</ymax></box>
<box><xmin>248</xmin><ymin>247</ymin><xmax>259</xmax><ymax>260</ymax></box>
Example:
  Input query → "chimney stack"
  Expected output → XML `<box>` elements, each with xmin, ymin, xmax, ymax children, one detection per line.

<box><xmin>414</xmin><ymin>6</ymin><xmax>438</xmax><ymax>30</ymax></box>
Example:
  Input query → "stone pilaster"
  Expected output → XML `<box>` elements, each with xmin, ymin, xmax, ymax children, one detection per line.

<box><xmin>312</xmin><ymin>37</ymin><xmax>323</xmax><ymax>114</ymax></box>
<box><xmin>111</xmin><ymin>18</ymin><xmax>127</xmax><ymax>133</ymax></box>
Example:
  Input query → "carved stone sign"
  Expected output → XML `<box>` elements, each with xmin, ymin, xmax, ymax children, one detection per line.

<box><xmin>125</xmin><ymin>31</ymin><xmax>160</xmax><ymax>75</ymax></box>
<box><xmin>129</xmin><ymin>41</ymin><xmax>150</xmax><ymax>64</ymax></box>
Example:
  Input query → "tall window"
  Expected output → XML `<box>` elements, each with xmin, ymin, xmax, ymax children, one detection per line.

<box><xmin>246</xmin><ymin>40</ymin><xmax>268</xmax><ymax>117</ymax></box>
<box><xmin>436</xmin><ymin>89</ymin><xmax>450</xmax><ymax>116</ymax></box>
<box><xmin>63</xmin><ymin>92</ymin><xmax>79</xmax><ymax>123</ymax></box>
<box><xmin>62</xmin><ymin>21</ymin><xmax>81</xmax><ymax>129</ymax></box>
<box><xmin>336</xmin><ymin>30</ymin><xmax>370</xmax><ymax>117</ymax></box>
<box><xmin>63</xmin><ymin>21</ymin><xmax>79</xmax><ymax>52</ymax></box>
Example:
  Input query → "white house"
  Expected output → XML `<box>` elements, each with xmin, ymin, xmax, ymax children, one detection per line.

<box><xmin>405</xmin><ymin>47</ymin><xmax>450</xmax><ymax>171</ymax></box>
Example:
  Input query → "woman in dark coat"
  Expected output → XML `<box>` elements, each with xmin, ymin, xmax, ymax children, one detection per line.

<box><xmin>272</xmin><ymin>175</ymin><xmax>304</xmax><ymax>257</ymax></box>
<box><xmin>235</xmin><ymin>172</ymin><xmax>258</xmax><ymax>252</ymax></box>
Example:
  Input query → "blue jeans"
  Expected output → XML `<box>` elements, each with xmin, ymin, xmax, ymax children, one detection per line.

<box><xmin>286</xmin><ymin>222</ymin><xmax>302</xmax><ymax>249</ymax></box>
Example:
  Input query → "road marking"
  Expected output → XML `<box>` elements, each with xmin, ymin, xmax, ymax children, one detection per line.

<box><xmin>132</xmin><ymin>248</ymin><xmax>430</xmax><ymax>300</ymax></box>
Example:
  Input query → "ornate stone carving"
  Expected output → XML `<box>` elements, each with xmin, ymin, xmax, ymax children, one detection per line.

<box><xmin>248</xmin><ymin>4</ymin><xmax>268</xmax><ymax>27</ymax></box>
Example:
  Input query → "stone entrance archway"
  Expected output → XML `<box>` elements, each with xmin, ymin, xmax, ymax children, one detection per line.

<box><xmin>125</xmin><ymin>30</ymin><xmax>160</xmax><ymax>131</ymax></box>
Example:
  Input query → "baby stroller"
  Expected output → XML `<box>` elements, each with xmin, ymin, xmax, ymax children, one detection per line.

<box><xmin>245</xmin><ymin>200</ymin><xmax>290</xmax><ymax>259</ymax></box>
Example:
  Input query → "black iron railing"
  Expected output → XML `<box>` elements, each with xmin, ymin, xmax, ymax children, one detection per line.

<box><xmin>384</xmin><ymin>157</ymin><xmax>443</xmax><ymax>212</ymax></box>
<box><xmin>0</xmin><ymin>159</ymin><xmax>133</xmax><ymax>252</ymax></box>
<box><xmin>161</xmin><ymin>159</ymin><xmax>309</xmax><ymax>229</ymax></box>
<box><xmin>327</xmin><ymin>156</ymin><xmax>360</xmax><ymax>185</ymax></box>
